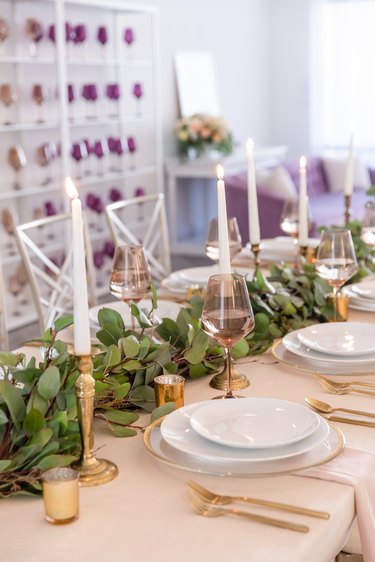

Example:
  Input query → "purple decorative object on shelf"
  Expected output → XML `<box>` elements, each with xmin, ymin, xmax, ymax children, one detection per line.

<box><xmin>93</xmin><ymin>250</ymin><xmax>105</xmax><ymax>269</ymax></box>
<box><xmin>124</xmin><ymin>27</ymin><xmax>134</xmax><ymax>46</ymax></box>
<box><xmin>107</xmin><ymin>137</ymin><xmax>117</xmax><ymax>153</ymax></box>
<box><xmin>44</xmin><ymin>201</ymin><xmax>57</xmax><ymax>216</ymax></box>
<box><xmin>114</xmin><ymin>137</ymin><xmax>126</xmax><ymax>156</ymax></box>
<box><xmin>66</xmin><ymin>22</ymin><xmax>75</xmax><ymax>42</ymax></box>
<box><xmin>74</xmin><ymin>24</ymin><xmax>87</xmax><ymax>44</ymax></box>
<box><xmin>83</xmin><ymin>138</ymin><xmax>92</xmax><ymax>155</ymax></box>
<box><xmin>103</xmin><ymin>240</ymin><xmax>115</xmax><ymax>258</ymax></box>
<box><xmin>105</xmin><ymin>83</ymin><xmax>121</xmax><ymax>101</ymax></box>
<box><xmin>109</xmin><ymin>187</ymin><xmax>122</xmax><ymax>202</ymax></box>
<box><xmin>86</xmin><ymin>192</ymin><xmax>97</xmax><ymax>210</ymax></box>
<box><xmin>71</xmin><ymin>141</ymin><xmax>88</xmax><ymax>162</ymax></box>
<box><xmin>94</xmin><ymin>196</ymin><xmax>104</xmax><ymax>214</ymax></box>
<box><xmin>127</xmin><ymin>136</ymin><xmax>137</xmax><ymax>153</ymax></box>
<box><xmin>93</xmin><ymin>139</ymin><xmax>108</xmax><ymax>159</ymax></box>
<box><xmin>134</xmin><ymin>186</ymin><xmax>146</xmax><ymax>198</ymax></box>
<box><xmin>67</xmin><ymin>83</ymin><xmax>75</xmax><ymax>103</ymax></box>
<box><xmin>97</xmin><ymin>25</ymin><xmax>108</xmax><ymax>46</ymax></box>
<box><xmin>48</xmin><ymin>24</ymin><xmax>56</xmax><ymax>43</ymax></box>
<box><xmin>132</xmin><ymin>83</ymin><xmax>143</xmax><ymax>99</ymax></box>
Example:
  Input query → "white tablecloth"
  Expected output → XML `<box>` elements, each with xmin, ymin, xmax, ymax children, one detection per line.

<box><xmin>3</xmin><ymin>309</ymin><xmax>375</xmax><ymax>562</ymax></box>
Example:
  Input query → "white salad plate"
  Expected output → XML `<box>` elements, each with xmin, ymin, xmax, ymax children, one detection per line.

<box><xmin>160</xmin><ymin>401</ymin><xmax>328</xmax><ymax>463</ymax></box>
<box><xmin>145</xmin><ymin>409</ymin><xmax>343</xmax><ymax>477</ymax></box>
<box><xmin>350</xmin><ymin>281</ymin><xmax>375</xmax><ymax>300</ymax></box>
<box><xmin>296</xmin><ymin>322</ymin><xmax>375</xmax><ymax>357</ymax></box>
<box><xmin>189</xmin><ymin>398</ymin><xmax>320</xmax><ymax>449</ymax></box>
<box><xmin>343</xmin><ymin>287</ymin><xmax>375</xmax><ymax>312</ymax></box>
<box><xmin>283</xmin><ymin>330</ymin><xmax>375</xmax><ymax>366</ymax></box>
<box><xmin>162</xmin><ymin>266</ymin><xmax>251</xmax><ymax>294</ymax></box>
<box><xmin>89</xmin><ymin>299</ymin><xmax>181</xmax><ymax>327</ymax></box>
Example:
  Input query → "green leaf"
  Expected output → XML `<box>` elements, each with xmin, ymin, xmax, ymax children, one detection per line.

<box><xmin>123</xmin><ymin>359</ymin><xmax>142</xmax><ymax>371</ymax></box>
<box><xmin>54</xmin><ymin>315</ymin><xmax>74</xmax><ymax>332</ymax></box>
<box><xmin>232</xmin><ymin>338</ymin><xmax>249</xmax><ymax>358</ymax></box>
<box><xmin>27</xmin><ymin>388</ymin><xmax>49</xmax><ymax>416</ymax></box>
<box><xmin>0</xmin><ymin>408</ymin><xmax>8</xmax><ymax>425</ymax></box>
<box><xmin>114</xmin><ymin>382</ymin><xmax>131</xmax><ymax>400</ymax></box>
<box><xmin>130</xmin><ymin>303</ymin><xmax>153</xmax><ymax>328</ymax></box>
<box><xmin>109</xmin><ymin>425</ymin><xmax>137</xmax><ymax>437</ymax></box>
<box><xmin>98</xmin><ymin>307</ymin><xmax>125</xmax><ymax>331</ymax></box>
<box><xmin>23</xmin><ymin>409</ymin><xmax>46</xmax><ymax>437</ymax></box>
<box><xmin>151</xmin><ymin>402</ymin><xmax>176</xmax><ymax>422</ymax></box>
<box><xmin>102</xmin><ymin>410</ymin><xmax>139</xmax><ymax>425</ymax></box>
<box><xmin>129</xmin><ymin>385</ymin><xmax>155</xmax><ymax>411</ymax></box>
<box><xmin>0</xmin><ymin>380</ymin><xmax>26</xmax><ymax>430</ymax></box>
<box><xmin>50</xmin><ymin>410</ymin><xmax>68</xmax><ymax>433</ymax></box>
<box><xmin>0</xmin><ymin>460</ymin><xmax>11</xmax><ymax>473</ymax></box>
<box><xmin>37</xmin><ymin>365</ymin><xmax>61</xmax><ymax>401</ymax></box>
<box><xmin>103</xmin><ymin>345</ymin><xmax>121</xmax><ymax>368</ymax></box>
<box><xmin>0</xmin><ymin>352</ymin><xmax>23</xmax><ymax>367</ymax></box>
<box><xmin>29</xmin><ymin>427</ymin><xmax>54</xmax><ymax>448</ymax></box>
<box><xmin>121</xmin><ymin>335</ymin><xmax>140</xmax><ymax>358</ymax></box>
<box><xmin>184</xmin><ymin>330</ymin><xmax>208</xmax><ymax>365</ymax></box>
<box><xmin>189</xmin><ymin>364</ymin><xmax>208</xmax><ymax>378</ymax></box>
<box><xmin>37</xmin><ymin>454</ymin><xmax>77</xmax><ymax>470</ymax></box>
<box><xmin>138</xmin><ymin>337</ymin><xmax>150</xmax><ymax>359</ymax></box>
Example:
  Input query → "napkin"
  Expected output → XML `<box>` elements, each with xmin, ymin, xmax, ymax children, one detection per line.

<box><xmin>302</xmin><ymin>447</ymin><xmax>375</xmax><ymax>562</ymax></box>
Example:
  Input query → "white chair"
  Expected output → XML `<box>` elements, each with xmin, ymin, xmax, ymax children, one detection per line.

<box><xmin>105</xmin><ymin>193</ymin><xmax>172</xmax><ymax>282</ymax></box>
<box><xmin>14</xmin><ymin>211</ymin><xmax>97</xmax><ymax>334</ymax></box>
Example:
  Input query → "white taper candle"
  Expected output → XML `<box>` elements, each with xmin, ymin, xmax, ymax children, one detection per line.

<box><xmin>246</xmin><ymin>139</ymin><xmax>260</xmax><ymax>246</ymax></box>
<box><xmin>216</xmin><ymin>164</ymin><xmax>231</xmax><ymax>274</ymax></box>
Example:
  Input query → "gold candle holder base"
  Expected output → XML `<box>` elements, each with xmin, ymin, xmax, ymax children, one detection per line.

<box><xmin>209</xmin><ymin>357</ymin><xmax>250</xmax><ymax>391</ymax></box>
<box><xmin>344</xmin><ymin>194</ymin><xmax>352</xmax><ymax>226</ymax></box>
<box><xmin>251</xmin><ymin>243</ymin><xmax>275</xmax><ymax>293</ymax></box>
<box><xmin>75</xmin><ymin>354</ymin><xmax>118</xmax><ymax>487</ymax></box>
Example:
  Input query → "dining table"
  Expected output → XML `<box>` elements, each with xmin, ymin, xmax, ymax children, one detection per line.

<box><xmin>1</xmin><ymin>304</ymin><xmax>374</xmax><ymax>562</ymax></box>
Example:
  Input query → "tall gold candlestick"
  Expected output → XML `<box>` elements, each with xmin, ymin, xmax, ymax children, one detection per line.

<box><xmin>75</xmin><ymin>354</ymin><xmax>118</xmax><ymax>486</ymax></box>
<box><xmin>251</xmin><ymin>243</ymin><xmax>261</xmax><ymax>277</ymax></box>
<box><xmin>344</xmin><ymin>194</ymin><xmax>352</xmax><ymax>226</ymax></box>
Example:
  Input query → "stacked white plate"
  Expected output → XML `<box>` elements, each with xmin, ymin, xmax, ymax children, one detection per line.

<box><xmin>278</xmin><ymin>322</ymin><xmax>375</xmax><ymax>375</ymax></box>
<box><xmin>146</xmin><ymin>397</ymin><xmax>343</xmax><ymax>476</ymax></box>
<box><xmin>162</xmin><ymin>265</ymin><xmax>251</xmax><ymax>295</ymax></box>
<box><xmin>343</xmin><ymin>280</ymin><xmax>375</xmax><ymax>312</ymax></box>
<box><xmin>243</xmin><ymin>236</ymin><xmax>320</xmax><ymax>263</ymax></box>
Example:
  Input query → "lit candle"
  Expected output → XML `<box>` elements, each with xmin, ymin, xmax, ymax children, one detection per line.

<box><xmin>344</xmin><ymin>133</ymin><xmax>354</xmax><ymax>196</ymax></box>
<box><xmin>42</xmin><ymin>467</ymin><xmax>79</xmax><ymax>524</ymax></box>
<box><xmin>298</xmin><ymin>156</ymin><xmax>308</xmax><ymax>247</ymax></box>
<box><xmin>246</xmin><ymin>139</ymin><xmax>260</xmax><ymax>246</ymax></box>
<box><xmin>216</xmin><ymin>164</ymin><xmax>231</xmax><ymax>274</ymax></box>
<box><xmin>65</xmin><ymin>177</ymin><xmax>91</xmax><ymax>356</ymax></box>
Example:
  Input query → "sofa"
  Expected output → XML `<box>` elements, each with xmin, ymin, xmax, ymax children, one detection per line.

<box><xmin>225</xmin><ymin>156</ymin><xmax>375</xmax><ymax>243</ymax></box>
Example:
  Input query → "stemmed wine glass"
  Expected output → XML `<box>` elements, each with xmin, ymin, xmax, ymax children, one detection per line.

<box><xmin>25</xmin><ymin>18</ymin><xmax>44</xmax><ymax>57</ymax></box>
<box><xmin>0</xmin><ymin>18</ymin><xmax>9</xmax><ymax>56</ymax></box>
<box><xmin>315</xmin><ymin>229</ymin><xmax>358</xmax><ymax>322</ymax></box>
<box><xmin>109</xmin><ymin>245</ymin><xmax>152</xmax><ymax>331</ymax></box>
<box><xmin>1</xmin><ymin>209</ymin><xmax>16</xmax><ymax>256</ymax></box>
<box><xmin>67</xmin><ymin>83</ymin><xmax>75</xmax><ymax>121</ymax></box>
<box><xmin>36</xmin><ymin>142</ymin><xmax>56</xmax><ymax>184</ymax></box>
<box><xmin>8</xmin><ymin>144</ymin><xmax>27</xmax><ymax>189</ymax></box>
<box><xmin>97</xmin><ymin>25</ymin><xmax>108</xmax><ymax>55</ymax></box>
<box><xmin>124</xmin><ymin>27</ymin><xmax>134</xmax><ymax>58</ymax></box>
<box><xmin>127</xmin><ymin>136</ymin><xmax>137</xmax><ymax>169</ymax></box>
<box><xmin>71</xmin><ymin>141</ymin><xmax>88</xmax><ymax>178</ymax></box>
<box><xmin>205</xmin><ymin>217</ymin><xmax>242</xmax><ymax>264</ymax></box>
<box><xmin>105</xmin><ymin>83</ymin><xmax>121</xmax><ymax>117</ymax></box>
<box><xmin>93</xmin><ymin>138</ymin><xmax>109</xmax><ymax>175</ymax></box>
<box><xmin>132</xmin><ymin>82</ymin><xmax>143</xmax><ymax>116</ymax></box>
<box><xmin>74</xmin><ymin>24</ymin><xmax>87</xmax><ymax>57</ymax></box>
<box><xmin>0</xmin><ymin>83</ymin><xmax>17</xmax><ymax>125</ymax></box>
<box><xmin>32</xmin><ymin>84</ymin><xmax>48</xmax><ymax>123</ymax></box>
<box><xmin>82</xmin><ymin>84</ymin><xmax>98</xmax><ymax>119</ymax></box>
<box><xmin>201</xmin><ymin>274</ymin><xmax>255</xmax><ymax>399</ymax></box>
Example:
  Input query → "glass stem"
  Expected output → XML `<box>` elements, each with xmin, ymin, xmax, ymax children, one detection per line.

<box><xmin>333</xmin><ymin>286</ymin><xmax>339</xmax><ymax>322</ymax></box>
<box><xmin>225</xmin><ymin>347</ymin><xmax>234</xmax><ymax>399</ymax></box>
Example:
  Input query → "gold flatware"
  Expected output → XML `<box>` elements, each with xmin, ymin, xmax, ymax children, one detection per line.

<box><xmin>184</xmin><ymin>491</ymin><xmax>309</xmax><ymax>533</ymax></box>
<box><xmin>305</xmin><ymin>397</ymin><xmax>375</xmax><ymax>419</ymax></box>
<box><xmin>327</xmin><ymin>416</ymin><xmax>375</xmax><ymax>428</ymax></box>
<box><xmin>315</xmin><ymin>374</ymin><xmax>375</xmax><ymax>390</ymax></box>
<box><xmin>186</xmin><ymin>480</ymin><xmax>329</xmax><ymax>519</ymax></box>
<box><xmin>315</xmin><ymin>376</ymin><xmax>375</xmax><ymax>397</ymax></box>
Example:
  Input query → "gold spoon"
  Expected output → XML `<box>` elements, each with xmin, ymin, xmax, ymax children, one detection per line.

<box><xmin>305</xmin><ymin>397</ymin><xmax>375</xmax><ymax>419</ymax></box>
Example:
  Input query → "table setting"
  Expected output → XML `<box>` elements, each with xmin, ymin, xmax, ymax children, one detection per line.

<box><xmin>3</xmin><ymin>144</ymin><xmax>375</xmax><ymax>562</ymax></box>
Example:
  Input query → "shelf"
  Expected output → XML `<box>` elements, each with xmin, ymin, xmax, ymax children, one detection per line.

<box><xmin>0</xmin><ymin>183</ymin><xmax>61</xmax><ymax>201</ymax></box>
<box><xmin>0</xmin><ymin>55</ymin><xmax>56</xmax><ymax>65</ymax></box>
<box><xmin>67</xmin><ymin>58</ymin><xmax>152</xmax><ymax>67</ymax></box>
<box><xmin>77</xmin><ymin>165</ymin><xmax>156</xmax><ymax>186</ymax></box>
<box><xmin>0</xmin><ymin>122</ymin><xmax>59</xmax><ymax>133</ymax></box>
<box><xmin>69</xmin><ymin>113</ymin><xmax>153</xmax><ymax>127</ymax></box>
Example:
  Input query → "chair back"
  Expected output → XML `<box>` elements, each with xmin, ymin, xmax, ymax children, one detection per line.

<box><xmin>14</xmin><ymin>211</ymin><xmax>97</xmax><ymax>333</ymax></box>
<box><xmin>105</xmin><ymin>193</ymin><xmax>171</xmax><ymax>282</ymax></box>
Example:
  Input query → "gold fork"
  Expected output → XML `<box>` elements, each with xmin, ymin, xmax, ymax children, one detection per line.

<box><xmin>315</xmin><ymin>374</ymin><xmax>375</xmax><ymax>390</ymax></box>
<box><xmin>185</xmin><ymin>490</ymin><xmax>309</xmax><ymax>533</ymax></box>
<box><xmin>315</xmin><ymin>376</ymin><xmax>375</xmax><ymax>396</ymax></box>
<box><xmin>187</xmin><ymin>480</ymin><xmax>329</xmax><ymax>519</ymax></box>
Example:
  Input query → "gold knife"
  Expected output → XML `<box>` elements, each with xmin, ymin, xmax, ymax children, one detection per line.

<box><xmin>327</xmin><ymin>415</ymin><xmax>375</xmax><ymax>428</ymax></box>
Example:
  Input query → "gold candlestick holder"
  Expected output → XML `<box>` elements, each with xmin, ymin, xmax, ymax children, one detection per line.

<box><xmin>250</xmin><ymin>242</ymin><xmax>275</xmax><ymax>293</ymax></box>
<box><xmin>344</xmin><ymin>194</ymin><xmax>352</xmax><ymax>226</ymax></box>
<box><xmin>209</xmin><ymin>355</ymin><xmax>250</xmax><ymax>391</ymax></box>
<box><xmin>75</xmin><ymin>354</ymin><xmax>118</xmax><ymax>486</ymax></box>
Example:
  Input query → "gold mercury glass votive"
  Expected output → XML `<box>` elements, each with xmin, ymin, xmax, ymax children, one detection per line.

<box><xmin>154</xmin><ymin>374</ymin><xmax>185</xmax><ymax>409</ymax></box>
<box><xmin>327</xmin><ymin>292</ymin><xmax>349</xmax><ymax>322</ymax></box>
<box><xmin>42</xmin><ymin>467</ymin><xmax>79</xmax><ymax>524</ymax></box>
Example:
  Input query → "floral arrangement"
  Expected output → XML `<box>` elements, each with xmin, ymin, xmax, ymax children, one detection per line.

<box><xmin>176</xmin><ymin>114</ymin><xmax>234</xmax><ymax>159</ymax></box>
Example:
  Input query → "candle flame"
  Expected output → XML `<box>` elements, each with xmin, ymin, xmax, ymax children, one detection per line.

<box><xmin>217</xmin><ymin>164</ymin><xmax>224</xmax><ymax>180</ymax></box>
<box><xmin>299</xmin><ymin>155</ymin><xmax>307</xmax><ymax>170</ymax></box>
<box><xmin>246</xmin><ymin>138</ymin><xmax>254</xmax><ymax>152</ymax></box>
<box><xmin>65</xmin><ymin>176</ymin><xmax>78</xmax><ymax>199</ymax></box>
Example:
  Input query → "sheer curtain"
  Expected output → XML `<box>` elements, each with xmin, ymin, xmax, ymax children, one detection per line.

<box><xmin>310</xmin><ymin>0</ymin><xmax>375</xmax><ymax>161</ymax></box>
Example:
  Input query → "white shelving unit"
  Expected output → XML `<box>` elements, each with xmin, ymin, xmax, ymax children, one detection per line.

<box><xmin>0</xmin><ymin>0</ymin><xmax>162</xmax><ymax>331</ymax></box>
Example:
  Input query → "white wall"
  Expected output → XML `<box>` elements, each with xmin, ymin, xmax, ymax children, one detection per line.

<box><xmin>131</xmin><ymin>0</ymin><xmax>272</xmax><ymax>157</ymax></box>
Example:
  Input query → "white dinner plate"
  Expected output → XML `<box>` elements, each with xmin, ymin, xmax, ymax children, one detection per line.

<box><xmin>89</xmin><ymin>299</ymin><xmax>181</xmax><ymax>327</ymax></box>
<box><xmin>342</xmin><ymin>287</ymin><xmax>375</xmax><ymax>312</ymax></box>
<box><xmin>145</xmin><ymin>414</ymin><xmax>343</xmax><ymax>477</ymax></box>
<box><xmin>273</xmin><ymin>339</ymin><xmax>375</xmax><ymax>375</ymax></box>
<box><xmin>296</xmin><ymin>322</ymin><xmax>375</xmax><ymax>356</ymax></box>
<box><xmin>350</xmin><ymin>281</ymin><xmax>375</xmax><ymax>300</ymax></box>
<box><xmin>283</xmin><ymin>330</ymin><xmax>375</xmax><ymax>366</ymax></box>
<box><xmin>160</xmin><ymin>401</ymin><xmax>328</xmax><ymax>463</ymax></box>
<box><xmin>190</xmin><ymin>398</ymin><xmax>320</xmax><ymax>449</ymax></box>
<box><xmin>175</xmin><ymin>265</ymin><xmax>251</xmax><ymax>285</ymax></box>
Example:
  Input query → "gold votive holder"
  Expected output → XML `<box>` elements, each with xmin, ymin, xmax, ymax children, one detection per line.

<box><xmin>327</xmin><ymin>292</ymin><xmax>349</xmax><ymax>322</ymax></box>
<box><xmin>42</xmin><ymin>467</ymin><xmax>79</xmax><ymax>525</ymax></box>
<box><xmin>186</xmin><ymin>284</ymin><xmax>205</xmax><ymax>301</ymax></box>
<box><xmin>154</xmin><ymin>374</ymin><xmax>185</xmax><ymax>409</ymax></box>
